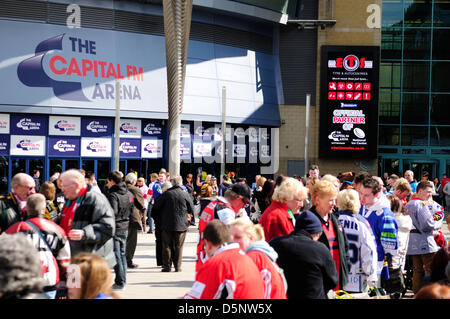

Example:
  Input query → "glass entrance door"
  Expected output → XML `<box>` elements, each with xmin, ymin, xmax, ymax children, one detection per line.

<box><xmin>49</xmin><ymin>159</ymin><xmax>80</xmax><ymax>177</ymax></box>
<box><xmin>82</xmin><ymin>159</ymin><xmax>111</xmax><ymax>192</ymax></box>
<box><xmin>405</xmin><ymin>161</ymin><xmax>438</xmax><ymax>180</ymax></box>
<box><xmin>11</xmin><ymin>157</ymin><xmax>44</xmax><ymax>181</ymax></box>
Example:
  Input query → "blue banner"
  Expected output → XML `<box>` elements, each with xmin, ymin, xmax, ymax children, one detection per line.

<box><xmin>48</xmin><ymin>137</ymin><xmax>80</xmax><ymax>156</ymax></box>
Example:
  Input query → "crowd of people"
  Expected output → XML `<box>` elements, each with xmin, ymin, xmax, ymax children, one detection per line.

<box><xmin>0</xmin><ymin>165</ymin><xmax>449</xmax><ymax>300</ymax></box>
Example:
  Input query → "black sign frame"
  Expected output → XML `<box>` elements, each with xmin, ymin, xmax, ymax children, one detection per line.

<box><xmin>319</xmin><ymin>45</ymin><xmax>380</xmax><ymax>159</ymax></box>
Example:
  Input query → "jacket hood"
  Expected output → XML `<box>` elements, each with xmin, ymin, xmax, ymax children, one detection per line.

<box><xmin>246</xmin><ymin>240</ymin><xmax>278</xmax><ymax>262</ymax></box>
<box><xmin>365</xmin><ymin>193</ymin><xmax>391</xmax><ymax>211</ymax></box>
<box><xmin>109</xmin><ymin>182</ymin><xmax>128</xmax><ymax>195</ymax></box>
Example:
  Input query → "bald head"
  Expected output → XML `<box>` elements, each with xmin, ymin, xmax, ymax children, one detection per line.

<box><xmin>11</xmin><ymin>173</ymin><xmax>35</xmax><ymax>201</ymax></box>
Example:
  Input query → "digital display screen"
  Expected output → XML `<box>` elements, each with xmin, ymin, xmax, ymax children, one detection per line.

<box><xmin>319</xmin><ymin>45</ymin><xmax>380</xmax><ymax>159</ymax></box>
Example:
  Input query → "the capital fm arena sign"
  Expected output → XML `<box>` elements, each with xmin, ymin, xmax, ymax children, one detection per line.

<box><xmin>319</xmin><ymin>46</ymin><xmax>380</xmax><ymax>159</ymax></box>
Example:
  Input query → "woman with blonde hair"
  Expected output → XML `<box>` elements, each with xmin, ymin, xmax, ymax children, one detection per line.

<box><xmin>68</xmin><ymin>253</ymin><xmax>119</xmax><ymax>299</ymax></box>
<box><xmin>230</xmin><ymin>217</ymin><xmax>287</xmax><ymax>299</ymax></box>
<box><xmin>307</xmin><ymin>180</ymin><xmax>351</xmax><ymax>291</ymax></box>
<box><xmin>259</xmin><ymin>177</ymin><xmax>308</xmax><ymax>242</ymax></box>
<box><xmin>39</xmin><ymin>181</ymin><xmax>59</xmax><ymax>221</ymax></box>
<box><xmin>337</xmin><ymin>189</ymin><xmax>378</xmax><ymax>293</ymax></box>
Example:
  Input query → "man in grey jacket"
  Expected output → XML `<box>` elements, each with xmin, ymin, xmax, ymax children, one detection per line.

<box><xmin>59</xmin><ymin>169</ymin><xmax>116</xmax><ymax>268</ymax></box>
<box><xmin>406</xmin><ymin>180</ymin><xmax>443</xmax><ymax>294</ymax></box>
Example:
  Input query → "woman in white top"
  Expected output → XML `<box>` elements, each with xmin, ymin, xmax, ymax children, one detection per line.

<box><xmin>387</xmin><ymin>194</ymin><xmax>412</xmax><ymax>272</ymax></box>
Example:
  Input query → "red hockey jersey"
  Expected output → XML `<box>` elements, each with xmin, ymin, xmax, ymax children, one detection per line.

<box><xmin>247</xmin><ymin>250</ymin><xmax>287</xmax><ymax>299</ymax></box>
<box><xmin>196</xmin><ymin>198</ymin><xmax>235</xmax><ymax>272</ymax></box>
<box><xmin>185</xmin><ymin>243</ymin><xmax>265</xmax><ymax>299</ymax></box>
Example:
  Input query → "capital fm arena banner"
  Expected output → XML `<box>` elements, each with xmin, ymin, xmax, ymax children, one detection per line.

<box><xmin>0</xmin><ymin>19</ymin><xmax>167</xmax><ymax>112</ymax></box>
<box><xmin>319</xmin><ymin>46</ymin><xmax>380</xmax><ymax>159</ymax></box>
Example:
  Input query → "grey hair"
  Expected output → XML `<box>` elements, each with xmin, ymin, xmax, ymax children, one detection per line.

<box><xmin>60</xmin><ymin>169</ymin><xmax>86</xmax><ymax>187</ymax></box>
<box><xmin>161</xmin><ymin>181</ymin><xmax>172</xmax><ymax>192</ymax></box>
<box><xmin>26</xmin><ymin>193</ymin><xmax>46</xmax><ymax>218</ymax></box>
<box><xmin>125</xmin><ymin>172</ymin><xmax>138</xmax><ymax>184</ymax></box>
<box><xmin>0</xmin><ymin>233</ymin><xmax>45</xmax><ymax>298</ymax></box>
<box><xmin>170</xmin><ymin>175</ymin><xmax>183</xmax><ymax>187</ymax></box>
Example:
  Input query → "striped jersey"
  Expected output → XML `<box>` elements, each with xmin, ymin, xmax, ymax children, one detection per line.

<box><xmin>361</xmin><ymin>197</ymin><xmax>398</xmax><ymax>273</ymax></box>
<box><xmin>338</xmin><ymin>211</ymin><xmax>378</xmax><ymax>292</ymax></box>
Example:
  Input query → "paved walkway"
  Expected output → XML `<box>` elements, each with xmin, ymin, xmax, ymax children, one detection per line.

<box><xmin>115</xmin><ymin>224</ymin><xmax>198</xmax><ymax>299</ymax></box>
<box><xmin>116</xmin><ymin>217</ymin><xmax>450</xmax><ymax>299</ymax></box>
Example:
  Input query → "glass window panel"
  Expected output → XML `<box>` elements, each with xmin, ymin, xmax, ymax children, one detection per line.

<box><xmin>431</xmin><ymin>62</ymin><xmax>450</xmax><ymax>92</ymax></box>
<box><xmin>403</xmin><ymin>29</ymin><xmax>431</xmax><ymax>59</ymax></box>
<box><xmin>401</xmin><ymin>126</ymin><xmax>428</xmax><ymax>146</ymax></box>
<box><xmin>382</xmin><ymin>1</ymin><xmax>404</xmax><ymax>28</ymax></box>
<box><xmin>404</xmin><ymin>0</ymin><xmax>432</xmax><ymax>27</ymax></box>
<box><xmin>381</xmin><ymin>28</ymin><xmax>402</xmax><ymax>59</ymax></box>
<box><xmin>430</xmin><ymin>94</ymin><xmax>450</xmax><ymax>125</ymax></box>
<box><xmin>434</xmin><ymin>1</ymin><xmax>450</xmax><ymax>27</ymax></box>
<box><xmin>433</xmin><ymin>29</ymin><xmax>450</xmax><ymax>60</ymax></box>
<box><xmin>402</xmin><ymin>62</ymin><xmax>430</xmax><ymax>91</ymax></box>
<box><xmin>379</xmin><ymin>125</ymin><xmax>400</xmax><ymax>146</ymax></box>
<box><xmin>379</xmin><ymin>92</ymin><xmax>401</xmax><ymax>123</ymax></box>
<box><xmin>380</xmin><ymin>62</ymin><xmax>402</xmax><ymax>89</ymax></box>
<box><xmin>402</xmin><ymin>93</ymin><xmax>429</xmax><ymax>124</ymax></box>
<box><xmin>382</xmin><ymin>158</ymin><xmax>400</xmax><ymax>175</ymax></box>
<box><xmin>430</xmin><ymin>126</ymin><xmax>450</xmax><ymax>146</ymax></box>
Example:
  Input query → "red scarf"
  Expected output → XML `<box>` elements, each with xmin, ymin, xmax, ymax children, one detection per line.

<box><xmin>60</xmin><ymin>186</ymin><xmax>88</xmax><ymax>234</ymax></box>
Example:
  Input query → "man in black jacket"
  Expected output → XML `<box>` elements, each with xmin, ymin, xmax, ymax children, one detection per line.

<box><xmin>270</xmin><ymin>210</ymin><xmax>339</xmax><ymax>299</ymax></box>
<box><xmin>106</xmin><ymin>170</ymin><xmax>134</xmax><ymax>290</ymax></box>
<box><xmin>0</xmin><ymin>173</ymin><xmax>36</xmax><ymax>234</ymax></box>
<box><xmin>152</xmin><ymin>175</ymin><xmax>194</xmax><ymax>272</ymax></box>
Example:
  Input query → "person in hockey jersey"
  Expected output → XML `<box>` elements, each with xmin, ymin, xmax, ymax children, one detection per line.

<box><xmin>196</xmin><ymin>183</ymin><xmax>252</xmax><ymax>272</ymax></box>
<box><xmin>5</xmin><ymin>193</ymin><xmax>71</xmax><ymax>299</ymax></box>
<box><xmin>337</xmin><ymin>189</ymin><xmax>378</xmax><ymax>293</ymax></box>
<box><xmin>406</xmin><ymin>180</ymin><xmax>445</xmax><ymax>294</ymax></box>
<box><xmin>184</xmin><ymin>219</ymin><xmax>265</xmax><ymax>299</ymax></box>
<box><xmin>359</xmin><ymin>176</ymin><xmax>399</xmax><ymax>286</ymax></box>
<box><xmin>230</xmin><ymin>217</ymin><xmax>287</xmax><ymax>299</ymax></box>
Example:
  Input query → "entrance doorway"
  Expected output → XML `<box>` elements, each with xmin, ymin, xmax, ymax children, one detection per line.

<box><xmin>403</xmin><ymin>161</ymin><xmax>438</xmax><ymax>180</ymax></box>
<box><xmin>119</xmin><ymin>159</ymin><xmax>143</xmax><ymax>177</ymax></box>
<box><xmin>11</xmin><ymin>157</ymin><xmax>44</xmax><ymax>188</ymax></box>
<box><xmin>82</xmin><ymin>159</ymin><xmax>111</xmax><ymax>191</ymax></box>
<box><xmin>49</xmin><ymin>158</ymin><xmax>80</xmax><ymax>176</ymax></box>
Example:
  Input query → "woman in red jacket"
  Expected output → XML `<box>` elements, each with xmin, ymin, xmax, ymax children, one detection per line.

<box><xmin>259</xmin><ymin>177</ymin><xmax>308</xmax><ymax>242</ymax></box>
<box><xmin>230</xmin><ymin>217</ymin><xmax>287</xmax><ymax>299</ymax></box>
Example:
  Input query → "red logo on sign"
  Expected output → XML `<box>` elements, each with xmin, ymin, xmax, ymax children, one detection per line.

<box><xmin>337</xmin><ymin>92</ymin><xmax>345</xmax><ymax>100</ymax></box>
<box><xmin>354</xmin><ymin>83</ymin><xmax>362</xmax><ymax>90</ymax></box>
<box><xmin>328</xmin><ymin>92</ymin><xmax>336</xmax><ymax>100</ymax></box>
<box><xmin>346</xmin><ymin>82</ymin><xmax>354</xmax><ymax>90</ymax></box>
<box><xmin>363</xmin><ymin>83</ymin><xmax>371</xmax><ymax>91</ymax></box>
<box><xmin>337</xmin><ymin>82</ymin><xmax>345</xmax><ymax>90</ymax></box>
<box><xmin>354</xmin><ymin>92</ymin><xmax>362</xmax><ymax>100</ymax></box>
<box><xmin>329</xmin><ymin>82</ymin><xmax>337</xmax><ymax>90</ymax></box>
<box><xmin>346</xmin><ymin>92</ymin><xmax>353</xmax><ymax>100</ymax></box>
<box><xmin>363</xmin><ymin>92</ymin><xmax>371</xmax><ymax>100</ymax></box>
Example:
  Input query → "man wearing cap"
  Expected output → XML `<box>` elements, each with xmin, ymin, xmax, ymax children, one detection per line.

<box><xmin>269</xmin><ymin>210</ymin><xmax>339</xmax><ymax>299</ymax></box>
<box><xmin>196</xmin><ymin>183</ymin><xmax>252</xmax><ymax>272</ymax></box>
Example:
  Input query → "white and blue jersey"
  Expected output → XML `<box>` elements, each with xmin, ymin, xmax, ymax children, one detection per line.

<box><xmin>338</xmin><ymin>211</ymin><xmax>378</xmax><ymax>292</ymax></box>
<box><xmin>361</xmin><ymin>196</ymin><xmax>398</xmax><ymax>274</ymax></box>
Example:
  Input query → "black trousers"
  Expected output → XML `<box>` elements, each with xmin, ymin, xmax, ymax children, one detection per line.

<box><xmin>155</xmin><ymin>223</ymin><xmax>163</xmax><ymax>266</ymax></box>
<box><xmin>125</xmin><ymin>222</ymin><xmax>139</xmax><ymax>266</ymax></box>
<box><xmin>161</xmin><ymin>229</ymin><xmax>187</xmax><ymax>271</ymax></box>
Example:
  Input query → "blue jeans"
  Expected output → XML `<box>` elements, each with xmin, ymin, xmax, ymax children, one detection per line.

<box><xmin>147</xmin><ymin>203</ymin><xmax>154</xmax><ymax>232</ymax></box>
<box><xmin>113</xmin><ymin>230</ymin><xmax>128</xmax><ymax>287</ymax></box>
